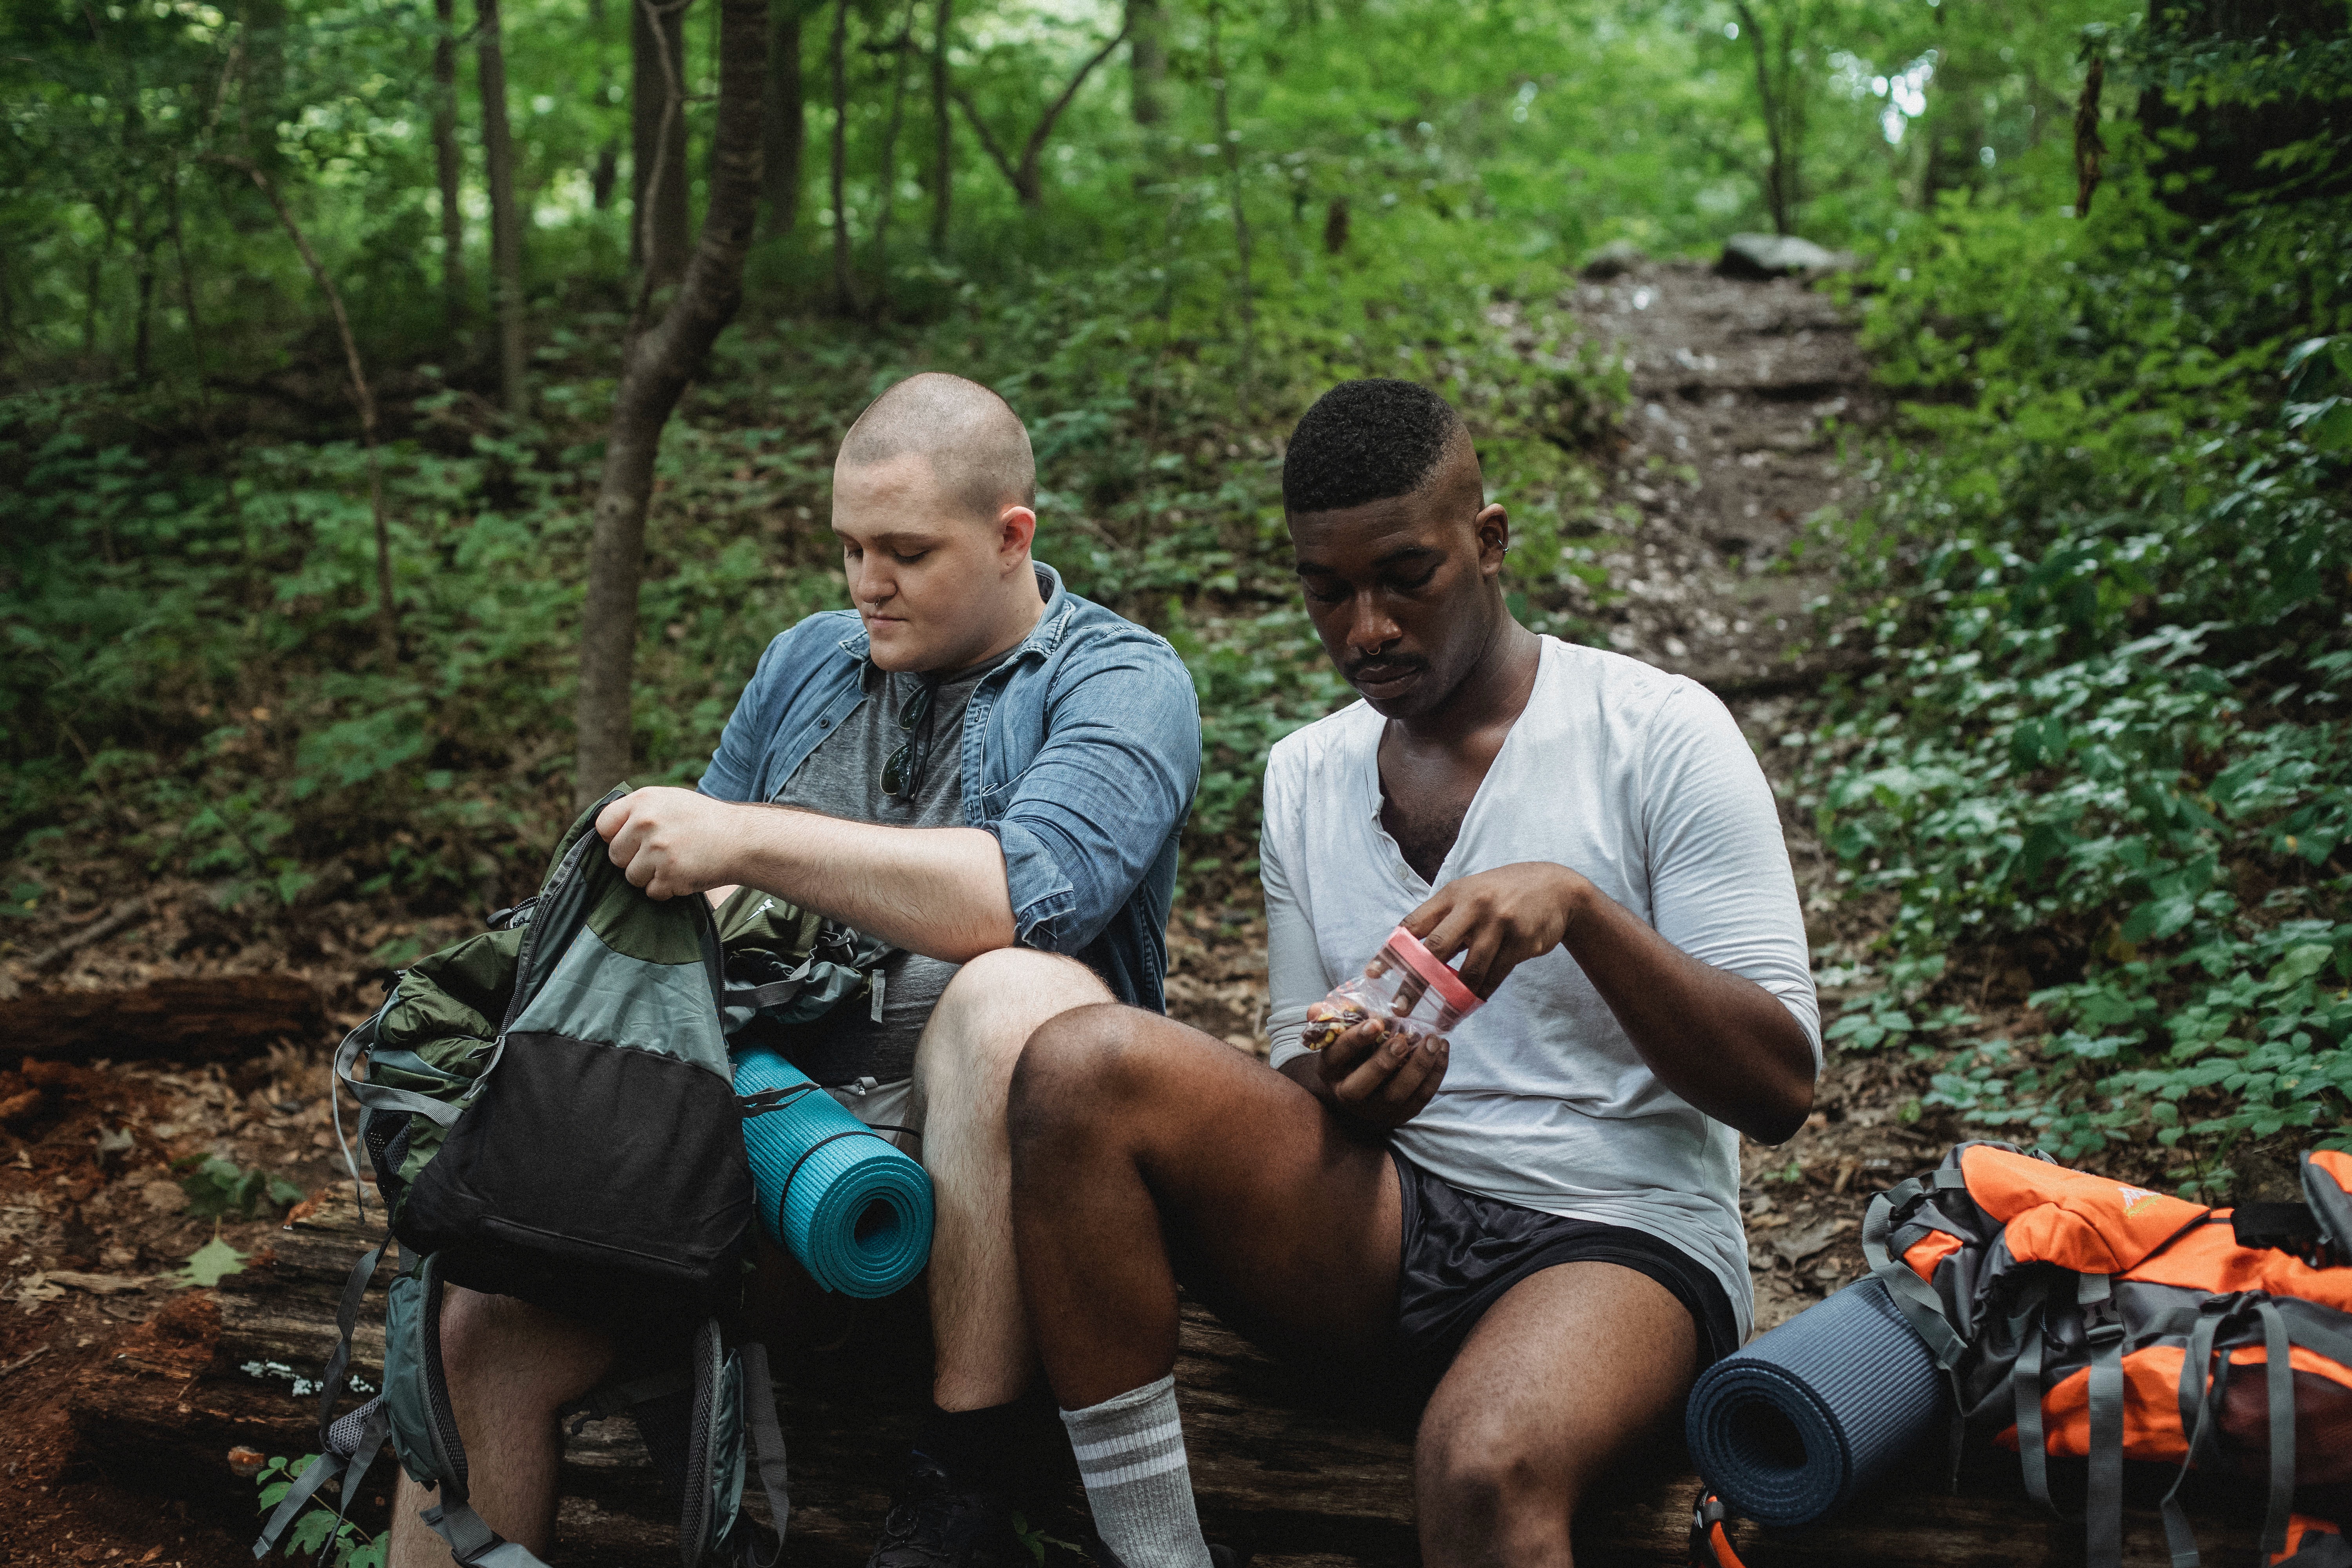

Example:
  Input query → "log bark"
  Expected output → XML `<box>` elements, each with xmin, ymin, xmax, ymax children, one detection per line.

<box><xmin>573</xmin><ymin>0</ymin><xmax>768</xmax><ymax>808</ymax></box>
<box><xmin>5</xmin><ymin>975</ymin><xmax>324</xmax><ymax>1063</ymax></box>
<box><xmin>69</xmin><ymin>1190</ymin><xmax>2268</xmax><ymax>1568</ymax></box>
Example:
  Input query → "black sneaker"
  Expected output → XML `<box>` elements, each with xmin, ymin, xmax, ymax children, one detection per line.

<box><xmin>865</xmin><ymin>1460</ymin><xmax>1018</xmax><ymax>1568</ymax></box>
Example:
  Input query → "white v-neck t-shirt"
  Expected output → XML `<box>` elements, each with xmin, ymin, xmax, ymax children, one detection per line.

<box><xmin>1261</xmin><ymin>636</ymin><xmax>1820</xmax><ymax>1339</ymax></box>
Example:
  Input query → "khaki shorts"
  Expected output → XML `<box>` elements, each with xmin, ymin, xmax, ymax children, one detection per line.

<box><xmin>822</xmin><ymin>1075</ymin><xmax>920</xmax><ymax>1154</ymax></box>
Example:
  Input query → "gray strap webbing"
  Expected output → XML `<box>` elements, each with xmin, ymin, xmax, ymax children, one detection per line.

<box><xmin>1866</xmin><ymin>1258</ymin><xmax>1970</xmax><ymax>1370</ymax></box>
<box><xmin>421</xmin><ymin>1500</ymin><xmax>554</xmax><ymax>1568</ymax></box>
<box><xmin>338</xmin><ymin>1405</ymin><xmax>392</xmax><ymax>1518</ymax></box>
<box><xmin>2276</xmin><ymin>1296</ymin><xmax>2352</xmax><ymax>1370</ymax></box>
<box><xmin>336</xmin><ymin>1022</ymin><xmax>500</xmax><ymax>1129</ymax></box>
<box><xmin>2259</xmin><ymin>1298</ymin><xmax>2297</xmax><ymax>1559</ymax></box>
<box><xmin>725</xmin><ymin>958</ymin><xmax>816</xmax><ymax>1013</ymax></box>
<box><xmin>2016</xmin><ymin>1303</ymin><xmax>2054</xmax><ymax>1511</ymax></box>
<box><xmin>2159</xmin><ymin>1301</ymin><xmax>2232</xmax><ymax>1568</ymax></box>
<box><xmin>254</xmin><ymin>1450</ymin><xmax>348</xmax><ymax>1557</ymax></box>
<box><xmin>1860</xmin><ymin>1172</ymin><xmax>1971</xmax><ymax>1371</ymax></box>
<box><xmin>316</xmin><ymin>1238</ymin><xmax>392</xmax><ymax>1443</ymax></box>
<box><xmin>739</xmin><ymin>1342</ymin><xmax>790</xmax><ymax>1568</ymax></box>
<box><xmin>2082</xmin><ymin>1273</ymin><xmax>2126</xmax><ymax>1568</ymax></box>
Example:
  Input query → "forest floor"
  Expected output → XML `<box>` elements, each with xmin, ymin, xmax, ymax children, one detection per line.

<box><xmin>1</xmin><ymin>254</ymin><xmax>1964</xmax><ymax>1565</ymax></box>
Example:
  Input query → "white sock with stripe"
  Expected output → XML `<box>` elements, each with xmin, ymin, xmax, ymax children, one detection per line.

<box><xmin>1061</xmin><ymin>1375</ymin><xmax>1212</xmax><ymax>1568</ymax></box>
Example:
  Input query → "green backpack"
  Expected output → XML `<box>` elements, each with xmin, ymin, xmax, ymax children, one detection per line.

<box><xmin>256</xmin><ymin>789</ymin><xmax>888</xmax><ymax>1568</ymax></box>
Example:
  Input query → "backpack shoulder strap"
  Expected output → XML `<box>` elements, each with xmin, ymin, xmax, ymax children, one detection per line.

<box><xmin>739</xmin><ymin>1341</ymin><xmax>790</xmax><ymax>1568</ymax></box>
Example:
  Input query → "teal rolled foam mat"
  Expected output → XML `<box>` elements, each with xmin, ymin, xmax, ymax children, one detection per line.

<box><xmin>733</xmin><ymin>1047</ymin><xmax>934</xmax><ymax>1298</ymax></box>
<box><xmin>1684</xmin><ymin>1277</ymin><xmax>1948</xmax><ymax>1527</ymax></box>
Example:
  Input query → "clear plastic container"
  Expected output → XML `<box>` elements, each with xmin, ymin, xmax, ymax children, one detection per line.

<box><xmin>1300</xmin><ymin>926</ymin><xmax>1483</xmax><ymax>1053</ymax></box>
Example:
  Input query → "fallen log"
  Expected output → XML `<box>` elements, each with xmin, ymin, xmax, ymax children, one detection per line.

<box><xmin>68</xmin><ymin>1190</ymin><xmax>2267</xmax><ymax>1567</ymax></box>
<box><xmin>7</xmin><ymin>974</ymin><xmax>324</xmax><ymax>1062</ymax></box>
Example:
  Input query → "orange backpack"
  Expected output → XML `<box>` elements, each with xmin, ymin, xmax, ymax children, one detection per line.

<box><xmin>1863</xmin><ymin>1141</ymin><xmax>2352</xmax><ymax>1568</ymax></box>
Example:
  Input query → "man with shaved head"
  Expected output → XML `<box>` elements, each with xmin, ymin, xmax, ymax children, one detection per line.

<box><xmin>1007</xmin><ymin>379</ymin><xmax>1819</xmax><ymax>1567</ymax></box>
<box><xmin>391</xmin><ymin>372</ymin><xmax>1201</xmax><ymax>1568</ymax></box>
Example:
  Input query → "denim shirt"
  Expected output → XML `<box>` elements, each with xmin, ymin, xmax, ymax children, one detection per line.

<box><xmin>696</xmin><ymin>562</ymin><xmax>1202</xmax><ymax>1012</ymax></box>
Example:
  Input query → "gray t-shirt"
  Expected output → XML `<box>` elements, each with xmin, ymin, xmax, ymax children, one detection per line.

<box><xmin>770</xmin><ymin>650</ymin><xmax>1011</xmax><ymax>1085</ymax></box>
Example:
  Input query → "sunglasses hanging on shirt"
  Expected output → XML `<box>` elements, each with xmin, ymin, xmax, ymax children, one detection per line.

<box><xmin>882</xmin><ymin>675</ymin><xmax>940</xmax><ymax>801</ymax></box>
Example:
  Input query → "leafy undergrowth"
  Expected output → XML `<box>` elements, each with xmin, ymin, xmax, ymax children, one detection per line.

<box><xmin>1792</xmin><ymin>148</ymin><xmax>2352</xmax><ymax>1193</ymax></box>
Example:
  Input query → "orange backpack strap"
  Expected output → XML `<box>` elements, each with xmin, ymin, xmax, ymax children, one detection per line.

<box><xmin>1688</xmin><ymin>1490</ymin><xmax>1750</xmax><ymax>1568</ymax></box>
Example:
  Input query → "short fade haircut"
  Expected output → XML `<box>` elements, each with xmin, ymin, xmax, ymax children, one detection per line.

<box><xmin>837</xmin><ymin>371</ymin><xmax>1037</xmax><ymax>521</ymax></box>
<box><xmin>1281</xmin><ymin>378</ymin><xmax>1468</xmax><ymax>515</ymax></box>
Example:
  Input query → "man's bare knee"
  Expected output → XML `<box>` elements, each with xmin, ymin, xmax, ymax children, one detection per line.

<box><xmin>916</xmin><ymin>948</ymin><xmax>1109</xmax><ymax>1094</ymax></box>
<box><xmin>1006</xmin><ymin>1002</ymin><xmax>1155</xmax><ymax>1154</ymax></box>
<box><xmin>437</xmin><ymin>1285</ymin><xmax>612</xmax><ymax>1413</ymax></box>
<box><xmin>1417</xmin><ymin>1414</ymin><xmax>1575</xmax><ymax>1559</ymax></box>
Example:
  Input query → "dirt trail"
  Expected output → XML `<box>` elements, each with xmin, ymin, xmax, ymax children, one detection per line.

<box><xmin>1563</xmin><ymin>258</ymin><xmax>1885</xmax><ymax>688</ymax></box>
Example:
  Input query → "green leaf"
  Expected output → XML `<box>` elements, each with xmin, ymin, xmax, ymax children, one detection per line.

<box><xmin>2267</xmin><ymin>944</ymin><xmax>2334</xmax><ymax>989</ymax></box>
<box><xmin>285</xmin><ymin>1510</ymin><xmax>338</xmax><ymax>1555</ymax></box>
<box><xmin>177</xmin><ymin>1232</ymin><xmax>248</xmax><ymax>1289</ymax></box>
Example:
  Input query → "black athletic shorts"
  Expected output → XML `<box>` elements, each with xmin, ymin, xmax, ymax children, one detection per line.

<box><xmin>1391</xmin><ymin>1149</ymin><xmax>1741</xmax><ymax>1387</ymax></box>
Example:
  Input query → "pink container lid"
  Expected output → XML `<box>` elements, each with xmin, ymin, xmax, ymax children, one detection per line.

<box><xmin>1382</xmin><ymin>926</ymin><xmax>1482</xmax><ymax>1016</ymax></box>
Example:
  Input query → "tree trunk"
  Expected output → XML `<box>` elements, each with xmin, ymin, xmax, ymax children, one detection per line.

<box><xmin>632</xmin><ymin>0</ymin><xmax>693</xmax><ymax>287</ymax></box>
<box><xmin>928</xmin><ymin>0</ymin><xmax>951</xmax><ymax>250</ymax></box>
<box><xmin>1732</xmin><ymin>0</ymin><xmax>1794</xmax><ymax>235</ymax></box>
<box><xmin>867</xmin><ymin>0</ymin><xmax>918</xmax><ymax>308</ymax></box>
<box><xmin>478</xmin><ymin>0</ymin><xmax>527</xmax><ymax>412</ymax></box>
<box><xmin>2073</xmin><ymin>53</ymin><xmax>2105</xmax><ymax>216</ymax></box>
<box><xmin>952</xmin><ymin>16</ymin><xmax>1129</xmax><ymax>208</ymax></box>
<box><xmin>434</xmin><ymin>0</ymin><xmax>466</xmax><ymax>329</ymax></box>
<box><xmin>132</xmin><ymin>238</ymin><xmax>157</xmax><ymax>377</ymax></box>
<box><xmin>1127</xmin><ymin>0</ymin><xmax>1165</xmax><ymax>126</ymax></box>
<box><xmin>70</xmin><ymin>1187</ymin><xmax>2274</xmax><ymax>1568</ymax></box>
<box><xmin>574</xmin><ymin>0</ymin><xmax>769</xmax><ymax>808</ymax></box>
<box><xmin>1208</xmin><ymin>3</ymin><xmax>1252</xmax><ymax>411</ymax></box>
<box><xmin>760</xmin><ymin>0</ymin><xmax>806</xmax><ymax>237</ymax></box>
<box><xmin>590</xmin><ymin>0</ymin><xmax>621</xmax><ymax>210</ymax></box>
<box><xmin>828</xmin><ymin>0</ymin><xmax>853</xmax><ymax>313</ymax></box>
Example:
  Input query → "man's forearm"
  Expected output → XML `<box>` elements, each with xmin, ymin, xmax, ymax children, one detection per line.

<box><xmin>1562</xmin><ymin>885</ymin><xmax>1815</xmax><ymax>1145</ymax></box>
<box><xmin>727</xmin><ymin>806</ymin><xmax>1018</xmax><ymax>962</ymax></box>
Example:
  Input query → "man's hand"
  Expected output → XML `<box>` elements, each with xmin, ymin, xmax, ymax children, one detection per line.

<box><xmin>596</xmin><ymin>787</ymin><xmax>749</xmax><ymax>900</ymax></box>
<box><xmin>1403</xmin><ymin>861</ymin><xmax>1590</xmax><ymax>999</ymax></box>
<box><xmin>1309</xmin><ymin>1016</ymin><xmax>1449</xmax><ymax>1131</ymax></box>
